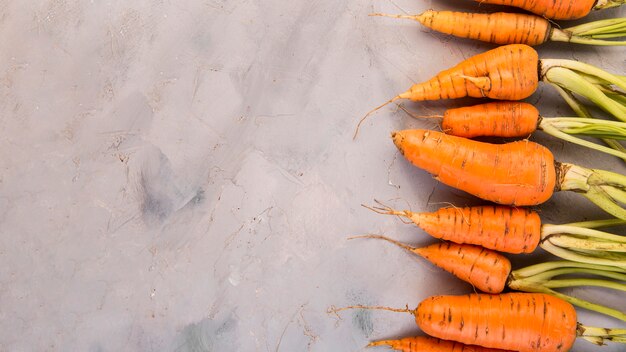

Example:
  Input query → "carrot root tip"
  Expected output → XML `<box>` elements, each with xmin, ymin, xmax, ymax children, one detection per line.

<box><xmin>353</xmin><ymin>96</ymin><xmax>401</xmax><ymax>140</ymax></box>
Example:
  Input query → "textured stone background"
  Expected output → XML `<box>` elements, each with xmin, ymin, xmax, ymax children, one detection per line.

<box><xmin>0</xmin><ymin>1</ymin><xmax>624</xmax><ymax>351</ymax></box>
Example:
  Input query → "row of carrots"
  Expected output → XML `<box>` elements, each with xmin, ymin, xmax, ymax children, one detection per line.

<box><xmin>333</xmin><ymin>1</ymin><xmax>626</xmax><ymax>351</ymax></box>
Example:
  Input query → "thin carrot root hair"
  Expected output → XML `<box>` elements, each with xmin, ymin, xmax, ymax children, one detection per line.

<box><xmin>328</xmin><ymin>304</ymin><xmax>413</xmax><ymax>315</ymax></box>
<box><xmin>361</xmin><ymin>201</ymin><xmax>413</xmax><ymax>224</ymax></box>
<box><xmin>348</xmin><ymin>234</ymin><xmax>417</xmax><ymax>252</ymax></box>
<box><xmin>397</xmin><ymin>104</ymin><xmax>444</xmax><ymax>120</ymax></box>
<box><xmin>362</xmin><ymin>199</ymin><xmax>414</xmax><ymax>224</ymax></box>
<box><xmin>354</xmin><ymin>96</ymin><xmax>401</xmax><ymax>140</ymax></box>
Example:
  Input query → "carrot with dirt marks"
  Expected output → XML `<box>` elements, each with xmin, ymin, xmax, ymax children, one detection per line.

<box><xmin>351</xmin><ymin>234</ymin><xmax>626</xmax><ymax>320</ymax></box>
<box><xmin>470</xmin><ymin>0</ymin><xmax>624</xmax><ymax>20</ymax></box>
<box><xmin>371</xmin><ymin>11</ymin><xmax>626</xmax><ymax>46</ymax></box>
<box><xmin>330</xmin><ymin>292</ymin><xmax>626</xmax><ymax>351</ymax></box>
<box><xmin>354</xmin><ymin>44</ymin><xmax>626</xmax><ymax>138</ymax></box>
<box><xmin>368</xmin><ymin>335</ymin><xmax>514</xmax><ymax>351</ymax></box>
<box><xmin>351</xmin><ymin>238</ymin><xmax>511</xmax><ymax>293</ymax></box>
<box><xmin>400</xmin><ymin>101</ymin><xmax>626</xmax><ymax>160</ymax></box>
<box><xmin>363</xmin><ymin>202</ymin><xmax>626</xmax><ymax>257</ymax></box>
<box><xmin>392</xmin><ymin>129</ymin><xmax>626</xmax><ymax>220</ymax></box>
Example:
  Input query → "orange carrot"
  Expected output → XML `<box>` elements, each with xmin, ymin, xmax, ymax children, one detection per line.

<box><xmin>368</xmin><ymin>335</ymin><xmax>514</xmax><ymax>352</ymax></box>
<box><xmin>392</xmin><ymin>128</ymin><xmax>626</xmax><ymax>221</ymax></box>
<box><xmin>399</xmin><ymin>101</ymin><xmax>626</xmax><ymax>160</ymax></box>
<box><xmin>439</xmin><ymin>101</ymin><xmax>539</xmax><ymax>138</ymax></box>
<box><xmin>331</xmin><ymin>293</ymin><xmax>626</xmax><ymax>352</ymax></box>
<box><xmin>392</xmin><ymin>129</ymin><xmax>555</xmax><ymax>206</ymax></box>
<box><xmin>355</xmin><ymin>44</ymin><xmax>538</xmax><ymax>138</ymax></box>
<box><xmin>353</xmin><ymin>235</ymin><xmax>511</xmax><ymax>293</ymax></box>
<box><xmin>364</xmin><ymin>204</ymin><xmax>541</xmax><ymax>253</ymax></box>
<box><xmin>416</xmin><ymin>293</ymin><xmax>577</xmax><ymax>351</ymax></box>
<box><xmin>372</xmin><ymin>11</ymin><xmax>626</xmax><ymax>46</ymax></box>
<box><xmin>372</xmin><ymin>11</ymin><xmax>550</xmax><ymax>46</ymax></box>
<box><xmin>473</xmin><ymin>0</ymin><xmax>598</xmax><ymax>20</ymax></box>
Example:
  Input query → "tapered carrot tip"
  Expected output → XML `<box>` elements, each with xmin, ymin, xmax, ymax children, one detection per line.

<box><xmin>391</xmin><ymin>131</ymin><xmax>407</xmax><ymax>155</ymax></box>
<box><xmin>369</xmin><ymin>13</ymin><xmax>422</xmax><ymax>22</ymax></box>
<box><xmin>367</xmin><ymin>339</ymin><xmax>394</xmax><ymax>347</ymax></box>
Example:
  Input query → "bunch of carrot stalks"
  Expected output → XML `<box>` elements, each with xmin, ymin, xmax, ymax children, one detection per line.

<box><xmin>332</xmin><ymin>1</ymin><xmax>626</xmax><ymax>351</ymax></box>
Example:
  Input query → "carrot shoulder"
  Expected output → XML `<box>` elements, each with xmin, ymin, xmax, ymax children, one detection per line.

<box><xmin>392</xmin><ymin>129</ymin><xmax>556</xmax><ymax>206</ymax></box>
<box><xmin>475</xmin><ymin>0</ymin><xmax>596</xmax><ymax>20</ymax></box>
<box><xmin>416</xmin><ymin>293</ymin><xmax>577</xmax><ymax>352</ymax></box>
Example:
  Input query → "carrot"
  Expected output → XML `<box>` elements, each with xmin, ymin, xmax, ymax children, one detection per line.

<box><xmin>368</xmin><ymin>335</ymin><xmax>514</xmax><ymax>351</ymax></box>
<box><xmin>363</xmin><ymin>203</ymin><xmax>626</xmax><ymax>257</ymax></box>
<box><xmin>371</xmin><ymin>11</ymin><xmax>626</xmax><ymax>46</ymax></box>
<box><xmin>351</xmin><ymin>237</ymin><xmax>510</xmax><ymax>293</ymax></box>
<box><xmin>364</xmin><ymin>204</ymin><xmax>540</xmax><ymax>254</ymax></box>
<box><xmin>400</xmin><ymin>101</ymin><xmax>626</xmax><ymax>160</ymax></box>
<box><xmin>437</xmin><ymin>101</ymin><xmax>539</xmax><ymax>138</ymax></box>
<box><xmin>392</xmin><ymin>129</ymin><xmax>626</xmax><ymax>220</ymax></box>
<box><xmin>472</xmin><ymin>0</ymin><xmax>624</xmax><ymax>20</ymax></box>
<box><xmin>394</xmin><ymin>129</ymin><xmax>554</xmax><ymax>206</ymax></box>
<box><xmin>354</xmin><ymin>44</ymin><xmax>626</xmax><ymax>138</ymax></box>
<box><xmin>351</xmin><ymin>234</ymin><xmax>626</xmax><ymax>320</ymax></box>
<box><xmin>330</xmin><ymin>293</ymin><xmax>626</xmax><ymax>351</ymax></box>
<box><xmin>417</xmin><ymin>293</ymin><xmax>577</xmax><ymax>351</ymax></box>
<box><xmin>372</xmin><ymin>11</ymin><xmax>550</xmax><ymax>46</ymax></box>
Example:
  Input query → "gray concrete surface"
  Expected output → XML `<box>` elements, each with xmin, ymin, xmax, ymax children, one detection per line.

<box><xmin>0</xmin><ymin>1</ymin><xmax>624</xmax><ymax>351</ymax></box>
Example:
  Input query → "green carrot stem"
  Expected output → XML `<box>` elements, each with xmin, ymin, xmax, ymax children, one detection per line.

<box><xmin>560</xmin><ymin>164</ymin><xmax>626</xmax><ymax>220</ymax></box>
<box><xmin>541</xmin><ymin>59</ymin><xmax>626</xmax><ymax>91</ymax></box>
<box><xmin>513</xmin><ymin>267</ymin><xmax>626</xmax><ymax>281</ymax></box>
<box><xmin>512</xmin><ymin>261</ymin><xmax>626</xmax><ymax>277</ymax></box>
<box><xmin>564</xmin><ymin>36</ymin><xmax>626</xmax><ymax>46</ymax></box>
<box><xmin>542</xmin><ymin>278</ymin><xmax>626</xmax><ymax>291</ymax></box>
<box><xmin>569</xmin><ymin>247</ymin><xmax>626</xmax><ymax>261</ymax></box>
<box><xmin>539</xmin><ymin>122</ymin><xmax>626</xmax><ymax>158</ymax></box>
<box><xmin>566</xmin><ymin>18</ymin><xmax>626</xmax><ymax>35</ymax></box>
<box><xmin>583</xmin><ymin>186</ymin><xmax>626</xmax><ymax>221</ymax></box>
<box><xmin>540</xmin><ymin>241</ymin><xmax>626</xmax><ymax>268</ymax></box>
<box><xmin>602</xmin><ymin>185</ymin><xmax>626</xmax><ymax>204</ymax></box>
<box><xmin>551</xmin><ymin>27</ymin><xmax>626</xmax><ymax>45</ymax></box>
<box><xmin>544</xmin><ymin>234</ymin><xmax>626</xmax><ymax>252</ymax></box>
<box><xmin>603</xmin><ymin>140</ymin><xmax>626</xmax><ymax>164</ymax></box>
<box><xmin>563</xmin><ymin>218</ymin><xmax>626</xmax><ymax>229</ymax></box>
<box><xmin>543</xmin><ymin>67</ymin><xmax>626</xmax><ymax>121</ymax></box>
<box><xmin>541</xmin><ymin>224</ymin><xmax>626</xmax><ymax>243</ymax></box>
<box><xmin>550</xmin><ymin>83</ymin><xmax>594</xmax><ymax>119</ymax></box>
<box><xmin>605</xmin><ymin>92</ymin><xmax>626</xmax><ymax>107</ymax></box>
<box><xmin>579</xmin><ymin>325</ymin><xmax>626</xmax><ymax>337</ymax></box>
<box><xmin>591</xmin><ymin>168</ymin><xmax>626</xmax><ymax>185</ymax></box>
<box><xmin>572</xmin><ymin>23</ymin><xmax>626</xmax><ymax>37</ymax></box>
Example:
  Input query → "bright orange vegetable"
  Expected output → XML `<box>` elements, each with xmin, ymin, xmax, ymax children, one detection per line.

<box><xmin>331</xmin><ymin>293</ymin><xmax>626</xmax><ymax>352</ymax></box>
<box><xmin>364</xmin><ymin>204</ymin><xmax>540</xmax><ymax>253</ymax></box>
<box><xmin>369</xmin><ymin>335</ymin><xmax>514</xmax><ymax>352</ymax></box>
<box><xmin>416</xmin><ymin>293</ymin><xmax>577</xmax><ymax>351</ymax></box>
<box><xmin>398</xmin><ymin>101</ymin><xmax>626</xmax><ymax>160</ymax></box>
<box><xmin>372</xmin><ymin>11</ymin><xmax>550</xmax><ymax>45</ymax></box>
<box><xmin>353</xmin><ymin>236</ymin><xmax>510</xmax><ymax>293</ymax></box>
<box><xmin>392</xmin><ymin>129</ymin><xmax>555</xmax><ymax>206</ymax></box>
<box><xmin>473</xmin><ymin>0</ymin><xmax>599</xmax><ymax>20</ymax></box>
<box><xmin>355</xmin><ymin>44</ymin><xmax>538</xmax><ymax>138</ymax></box>
<box><xmin>372</xmin><ymin>11</ymin><xmax>626</xmax><ymax>46</ymax></box>
<box><xmin>438</xmin><ymin>101</ymin><xmax>539</xmax><ymax>138</ymax></box>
